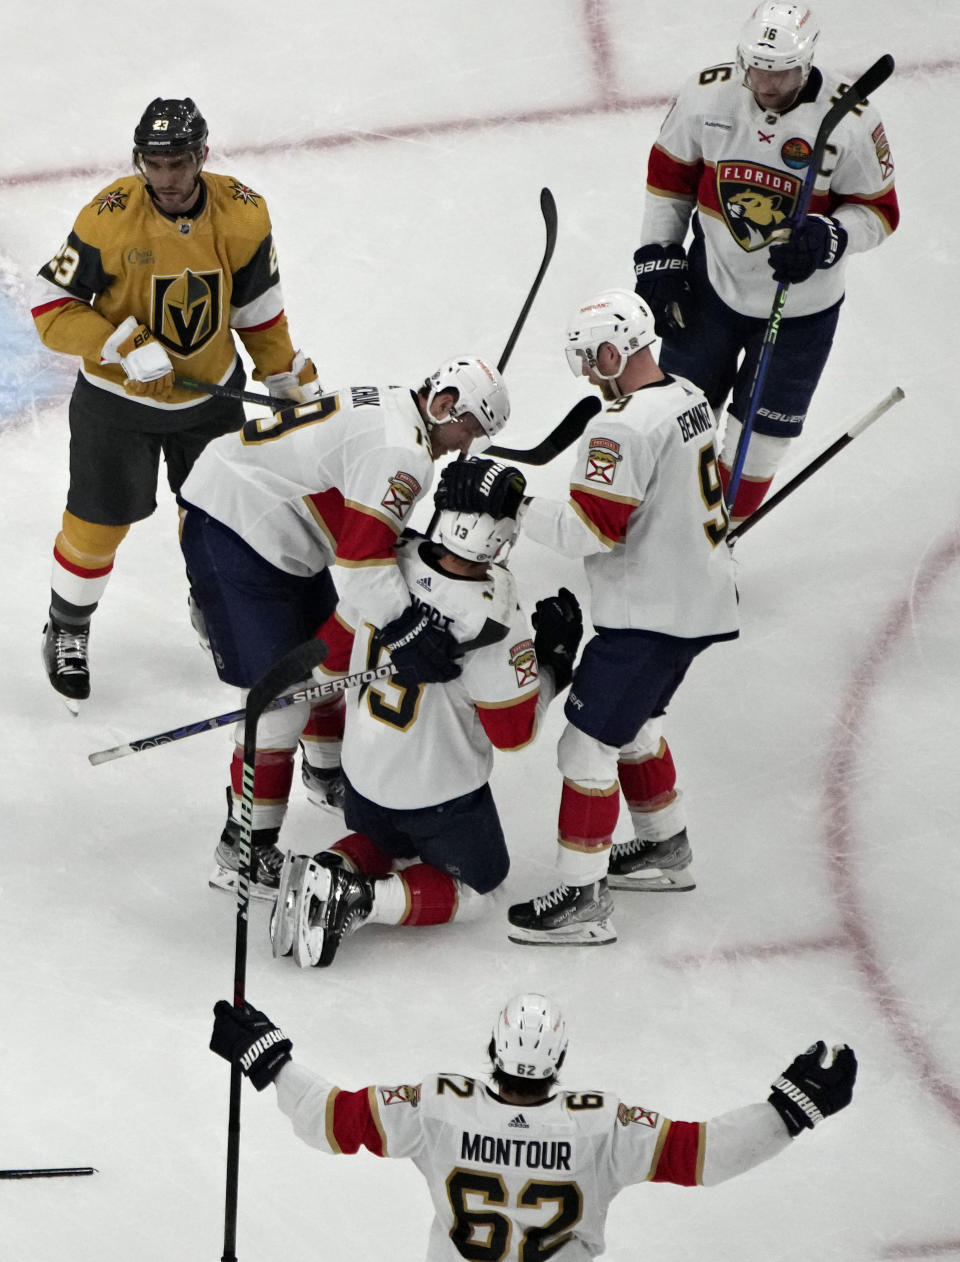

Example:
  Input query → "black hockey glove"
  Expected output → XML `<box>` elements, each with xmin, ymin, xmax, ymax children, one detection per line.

<box><xmin>434</xmin><ymin>459</ymin><xmax>527</xmax><ymax>519</ymax></box>
<box><xmin>768</xmin><ymin>1041</ymin><xmax>858</xmax><ymax>1137</ymax></box>
<box><xmin>632</xmin><ymin>242</ymin><xmax>692</xmax><ymax>337</ymax></box>
<box><xmin>379</xmin><ymin>603</ymin><xmax>462</xmax><ymax>687</ymax></box>
<box><xmin>533</xmin><ymin>587</ymin><xmax>583</xmax><ymax>691</ymax></box>
<box><xmin>768</xmin><ymin>214</ymin><xmax>848</xmax><ymax>284</ymax></box>
<box><xmin>210</xmin><ymin>999</ymin><xmax>292</xmax><ymax>1091</ymax></box>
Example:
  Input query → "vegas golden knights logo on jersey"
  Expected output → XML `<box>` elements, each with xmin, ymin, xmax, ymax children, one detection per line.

<box><xmin>152</xmin><ymin>268</ymin><xmax>222</xmax><ymax>357</ymax></box>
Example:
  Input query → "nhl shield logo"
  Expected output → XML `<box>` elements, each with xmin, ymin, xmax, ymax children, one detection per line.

<box><xmin>717</xmin><ymin>161</ymin><xmax>802</xmax><ymax>251</ymax></box>
<box><xmin>152</xmin><ymin>268</ymin><xmax>222</xmax><ymax>356</ymax></box>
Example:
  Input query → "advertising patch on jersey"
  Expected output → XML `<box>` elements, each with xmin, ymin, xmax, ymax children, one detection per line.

<box><xmin>152</xmin><ymin>268</ymin><xmax>222</xmax><ymax>356</ymax></box>
<box><xmin>381</xmin><ymin>471</ymin><xmax>422</xmax><ymax>524</ymax></box>
<box><xmin>780</xmin><ymin>137</ymin><xmax>812</xmax><ymax>170</ymax></box>
<box><xmin>716</xmin><ymin>161</ymin><xmax>801</xmax><ymax>251</ymax></box>
<box><xmin>510</xmin><ymin>637</ymin><xmax>537</xmax><ymax>688</ymax></box>
<box><xmin>229</xmin><ymin>180</ymin><xmax>262</xmax><ymax>206</ymax></box>
<box><xmin>379</xmin><ymin>1084</ymin><xmax>421</xmax><ymax>1107</ymax></box>
<box><xmin>585</xmin><ymin>437</ymin><xmax>622</xmax><ymax>486</ymax></box>
<box><xmin>872</xmin><ymin>123</ymin><xmax>894</xmax><ymax>180</ymax></box>
<box><xmin>94</xmin><ymin>188</ymin><xmax>129</xmax><ymax>215</ymax></box>
<box><xmin>618</xmin><ymin>1103</ymin><xmax>659</xmax><ymax>1129</ymax></box>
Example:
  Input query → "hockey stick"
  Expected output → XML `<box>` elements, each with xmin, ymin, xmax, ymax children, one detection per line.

<box><xmin>173</xmin><ymin>375</ymin><xmax>290</xmax><ymax>410</ymax></box>
<box><xmin>727</xmin><ymin>386</ymin><xmax>904</xmax><ymax>543</ymax></box>
<box><xmin>221</xmin><ymin>638</ymin><xmax>329</xmax><ymax>1262</ymax></box>
<box><xmin>427</xmin><ymin>188</ymin><xmax>558</xmax><ymax>536</ymax></box>
<box><xmin>0</xmin><ymin>1166</ymin><xmax>97</xmax><ymax>1179</ymax></box>
<box><xmin>485</xmin><ymin>395</ymin><xmax>601</xmax><ymax>465</ymax></box>
<box><xmin>87</xmin><ymin>619</ymin><xmax>510</xmax><ymax>766</ymax></box>
<box><xmin>724</xmin><ymin>53</ymin><xmax>896</xmax><ymax>512</ymax></box>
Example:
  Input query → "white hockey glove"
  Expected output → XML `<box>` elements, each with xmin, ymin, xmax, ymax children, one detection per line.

<box><xmin>263</xmin><ymin>350</ymin><xmax>322</xmax><ymax>407</ymax></box>
<box><xmin>100</xmin><ymin>316</ymin><xmax>176</xmax><ymax>400</ymax></box>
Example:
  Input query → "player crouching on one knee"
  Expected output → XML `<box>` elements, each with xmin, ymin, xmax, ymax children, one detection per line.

<box><xmin>269</xmin><ymin>471</ymin><xmax>584</xmax><ymax>968</ymax></box>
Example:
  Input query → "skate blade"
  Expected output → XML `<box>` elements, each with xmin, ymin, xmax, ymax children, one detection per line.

<box><xmin>292</xmin><ymin>863</ymin><xmax>333</xmax><ymax>968</ymax></box>
<box><xmin>304</xmin><ymin>788</ymin><xmax>345</xmax><ymax>817</ymax></box>
<box><xmin>208</xmin><ymin>865</ymin><xmax>278</xmax><ymax>902</ymax></box>
<box><xmin>607</xmin><ymin>868</ymin><xmax>695</xmax><ymax>892</ymax></box>
<box><xmin>507</xmin><ymin>918</ymin><xmax>617</xmax><ymax>947</ymax></box>
<box><xmin>58</xmin><ymin>694</ymin><xmax>81</xmax><ymax>717</ymax></box>
<box><xmin>271</xmin><ymin>853</ymin><xmax>307</xmax><ymax>958</ymax></box>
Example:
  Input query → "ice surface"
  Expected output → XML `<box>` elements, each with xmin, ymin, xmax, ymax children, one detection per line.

<box><xmin>1</xmin><ymin>2</ymin><xmax>958</xmax><ymax>1259</ymax></box>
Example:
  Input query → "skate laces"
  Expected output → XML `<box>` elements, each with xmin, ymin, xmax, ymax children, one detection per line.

<box><xmin>531</xmin><ymin>885</ymin><xmax>573</xmax><ymax>915</ymax></box>
<box><xmin>53</xmin><ymin>626</ymin><xmax>88</xmax><ymax>669</ymax></box>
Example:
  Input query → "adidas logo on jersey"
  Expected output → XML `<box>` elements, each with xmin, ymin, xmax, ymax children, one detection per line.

<box><xmin>416</xmin><ymin>576</ymin><xmax>433</xmax><ymax>592</ymax></box>
<box><xmin>508</xmin><ymin>1113</ymin><xmax>529</xmax><ymax>1129</ymax></box>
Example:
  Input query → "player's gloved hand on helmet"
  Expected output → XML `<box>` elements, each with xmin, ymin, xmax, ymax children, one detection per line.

<box><xmin>210</xmin><ymin>999</ymin><xmax>293</xmax><ymax>1091</ymax></box>
<box><xmin>262</xmin><ymin>349</ymin><xmax>323</xmax><ymax>407</ymax></box>
<box><xmin>434</xmin><ymin>459</ymin><xmax>527</xmax><ymax>519</ymax></box>
<box><xmin>768</xmin><ymin>214</ymin><xmax>848</xmax><ymax>284</ymax></box>
<box><xmin>533</xmin><ymin>587</ymin><xmax>583</xmax><ymax>691</ymax></box>
<box><xmin>768</xmin><ymin>1040</ymin><xmax>858</xmax><ymax>1136</ymax></box>
<box><xmin>632</xmin><ymin>242</ymin><xmax>692</xmax><ymax>337</ymax></box>
<box><xmin>379</xmin><ymin>603</ymin><xmax>462</xmax><ymax>687</ymax></box>
<box><xmin>101</xmin><ymin>315</ymin><xmax>176</xmax><ymax>401</ymax></box>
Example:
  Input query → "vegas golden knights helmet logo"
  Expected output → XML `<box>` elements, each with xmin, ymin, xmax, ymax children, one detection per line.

<box><xmin>152</xmin><ymin>268</ymin><xmax>222</xmax><ymax>356</ymax></box>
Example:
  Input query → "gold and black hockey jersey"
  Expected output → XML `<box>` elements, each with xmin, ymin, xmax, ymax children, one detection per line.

<box><xmin>32</xmin><ymin>172</ymin><xmax>297</xmax><ymax>407</ymax></box>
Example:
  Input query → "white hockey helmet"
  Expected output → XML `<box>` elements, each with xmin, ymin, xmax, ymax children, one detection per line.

<box><xmin>491</xmin><ymin>993</ymin><xmax>568</xmax><ymax>1080</ymax></box>
<box><xmin>565</xmin><ymin>289</ymin><xmax>656</xmax><ymax>381</ymax></box>
<box><xmin>737</xmin><ymin>3</ymin><xmax>820</xmax><ymax>80</ymax></box>
<box><xmin>425</xmin><ymin>356</ymin><xmax>510</xmax><ymax>449</ymax></box>
<box><xmin>438</xmin><ymin>502</ymin><xmax>518</xmax><ymax>564</ymax></box>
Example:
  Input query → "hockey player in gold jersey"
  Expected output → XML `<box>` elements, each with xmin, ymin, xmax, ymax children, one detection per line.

<box><xmin>31</xmin><ymin>97</ymin><xmax>321</xmax><ymax>708</ymax></box>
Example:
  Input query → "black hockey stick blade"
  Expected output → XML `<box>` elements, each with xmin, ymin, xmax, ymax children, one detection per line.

<box><xmin>487</xmin><ymin>395</ymin><xmax>601</xmax><ymax>465</ymax></box>
<box><xmin>846</xmin><ymin>53</ymin><xmax>895</xmax><ymax>104</ymax></box>
<box><xmin>0</xmin><ymin>1166</ymin><xmax>97</xmax><ymax>1179</ymax></box>
<box><xmin>496</xmin><ymin>187</ymin><xmax>558</xmax><ymax>374</ymax></box>
<box><xmin>174</xmin><ymin>374</ymin><xmax>290</xmax><ymax>411</ymax></box>
<box><xmin>244</xmin><ymin>638</ymin><xmax>330</xmax><ymax>736</ymax></box>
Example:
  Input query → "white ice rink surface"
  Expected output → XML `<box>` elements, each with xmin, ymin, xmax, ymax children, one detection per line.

<box><xmin>1</xmin><ymin>2</ymin><xmax>958</xmax><ymax>1258</ymax></box>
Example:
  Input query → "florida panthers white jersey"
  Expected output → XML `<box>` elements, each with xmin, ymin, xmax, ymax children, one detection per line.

<box><xmin>275</xmin><ymin>1061</ymin><xmax>792</xmax><ymax>1261</ymax></box>
<box><xmin>521</xmin><ymin>376</ymin><xmax>739</xmax><ymax>640</ymax></box>
<box><xmin>179</xmin><ymin>383</ymin><xmax>435</xmax><ymax>634</ymax></box>
<box><xmin>340</xmin><ymin>536</ymin><xmax>540</xmax><ymax>810</ymax></box>
<box><xmin>642</xmin><ymin>63</ymin><xmax>899</xmax><ymax>318</ymax></box>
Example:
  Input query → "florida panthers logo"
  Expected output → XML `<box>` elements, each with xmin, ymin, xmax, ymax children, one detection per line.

<box><xmin>585</xmin><ymin>437</ymin><xmax>622</xmax><ymax>486</ymax></box>
<box><xmin>379</xmin><ymin>1084</ymin><xmax>421</xmax><ymax>1106</ymax></box>
<box><xmin>152</xmin><ymin>268</ymin><xmax>222</xmax><ymax>356</ymax></box>
<box><xmin>717</xmin><ymin>161</ymin><xmax>802</xmax><ymax>250</ymax></box>
<box><xmin>510</xmin><ymin>638</ymin><xmax>538</xmax><ymax>688</ymax></box>
<box><xmin>617</xmin><ymin>1103</ymin><xmax>659</xmax><ymax>1128</ymax></box>
<box><xmin>380</xmin><ymin>471</ymin><xmax>422</xmax><ymax>524</ymax></box>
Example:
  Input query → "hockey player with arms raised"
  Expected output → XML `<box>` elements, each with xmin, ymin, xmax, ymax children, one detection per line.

<box><xmin>437</xmin><ymin>291</ymin><xmax>739</xmax><ymax>945</ymax></box>
<box><xmin>267</xmin><ymin>478</ymin><xmax>583</xmax><ymax>967</ymax></box>
<box><xmin>32</xmin><ymin>97</ymin><xmax>323</xmax><ymax>707</ymax></box>
<box><xmin>633</xmin><ymin>3</ymin><xmax>899</xmax><ymax>520</ymax></box>
<box><xmin>179</xmin><ymin>370</ymin><xmax>529</xmax><ymax>897</ymax></box>
<box><xmin>211</xmin><ymin>991</ymin><xmax>858</xmax><ymax>1260</ymax></box>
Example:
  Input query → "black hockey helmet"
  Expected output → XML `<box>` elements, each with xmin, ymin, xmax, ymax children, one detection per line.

<box><xmin>133</xmin><ymin>97</ymin><xmax>208</xmax><ymax>160</ymax></box>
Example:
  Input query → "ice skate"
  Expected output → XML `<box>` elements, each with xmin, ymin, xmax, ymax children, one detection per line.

<box><xmin>42</xmin><ymin>618</ymin><xmax>90</xmax><ymax>713</ymax></box>
<box><xmin>300</xmin><ymin>754</ymin><xmax>346</xmax><ymax>815</ymax></box>
<box><xmin>292</xmin><ymin>860</ymin><xmax>373</xmax><ymax>969</ymax></box>
<box><xmin>209</xmin><ymin>790</ymin><xmax>285</xmax><ymax>901</ymax></box>
<box><xmin>507</xmin><ymin>881</ymin><xmax>616</xmax><ymax>946</ymax></box>
<box><xmin>607</xmin><ymin>830</ymin><xmax>695</xmax><ymax>892</ymax></box>
<box><xmin>270</xmin><ymin>851</ymin><xmax>347</xmax><ymax>958</ymax></box>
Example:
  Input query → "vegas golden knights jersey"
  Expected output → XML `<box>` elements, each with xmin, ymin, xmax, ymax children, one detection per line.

<box><xmin>31</xmin><ymin>172</ymin><xmax>297</xmax><ymax>408</ymax></box>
